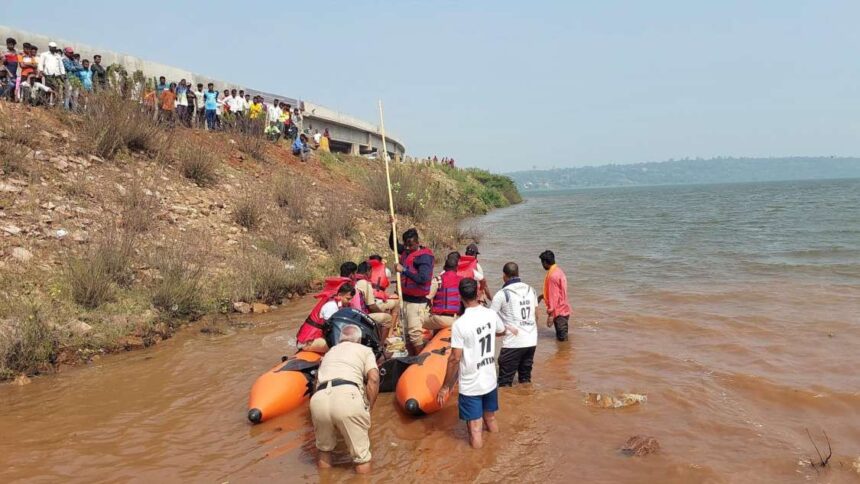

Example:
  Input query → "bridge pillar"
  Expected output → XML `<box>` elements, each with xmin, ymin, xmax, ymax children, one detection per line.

<box><xmin>349</xmin><ymin>143</ymin><xmax>360</xmax><ymax>156</ymax></box>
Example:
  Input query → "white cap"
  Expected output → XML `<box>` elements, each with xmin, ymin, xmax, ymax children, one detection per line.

<box><xmin>48</xmin><ymin>41</ymin><xmax>57</xmax><ymax>48</ymax></box>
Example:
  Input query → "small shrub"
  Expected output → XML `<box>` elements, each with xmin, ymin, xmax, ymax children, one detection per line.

<box><xmin>66</xmin><ymin>255</ymin><xmax>114</xmax><ymax>309</ymax></box>
<box><xmin>456</xmin><ymin>223</ymin><xmax>484</xmax><ymax>245</ymax></box>
<box><xmin>422</xmin><ymin>211</ymin><xmax>462</xmax><ymax>254</ymax></box>
<box><xmin>0</xmin><ymin>118</ymin><xmax>37</xmax><ymax>177</ymax></box>
<box><xmin>0</xmin><ymin>139</ymin><xmax>30</xmax><ymax>177</ymax></box>
<box><xmin>150</xmin><ymin>243</ymin><xmax>207</xmax><ymax>319</ymax></box>
<box><xmin>257</xmin><ymin>233</ymin><xmax>306</xmax><ymax>263</ymax></box>
<box><xmin>61</xmin><ymin>179</ymin><xmax>90</xmax><ymax>198</ymax></box>
<box><xmin>81</xmin><ymin>91</ymin><xmax>164</xmax><ymax>159</ymax></box>
<box><xmin>231</xmin><ymin>122</ymin><xmax>267</xmax><ymax>161</ymax></box>
<box><xmin>176</xmin><ymin>142</ymin><xmax>219</xmax><ymax>187</ymax></box>
<box><xmin>365</xmin><ymin>163</ymin><xmax>435</xmax><ymax>220</ymax></box>
<box><xmin>120</xmin><ymin>179</ymin><xmax>159</xmax><ymax>234</ymax></box>
<box><xmin>100</xmin><ymin>233</ymin><xmax>137</xmax><ymax>287</ymax></box>
<box><xmin>0</xmin><ymin>117</ymin><xmax>38</xmax><ymax>148</ymax></box>
<box><xmin>0</xmin><ymin>304</ymin><xmax>57</xmax><ymax>378</ymax></box>
<box><xmin>233</xmin><ymin>194</ymin><xmax>264</xmax><ymax>230</ymax></box>
<box><xmin>233</xmin><ymin>250</ymin><xmax>314</xmax><ymax>304</ymax></box>
<box><xmin>312</xmin><ymin>202</ymin><xmax>356</xmax><ymax>250</ymax></box>
<box><xmin>273</xmin><ymin>173</ymin><xmax>310</xmax><ymax>221</ymax></box>
<box><xmin>66</xmin><ymin>231</ymin><xmax>136</xmax><ymax>308</ymax></box>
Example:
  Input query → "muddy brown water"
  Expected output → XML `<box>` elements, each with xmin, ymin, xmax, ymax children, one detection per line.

<box><xmin>2</xmin><ymin>179</ymin><xmax>860</xmax><ymax>483</ymax></box>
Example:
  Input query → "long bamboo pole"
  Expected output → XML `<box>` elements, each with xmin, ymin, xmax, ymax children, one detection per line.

<box><xmin>378</xmin><ymin>100</ymin><xmax>404</xmax><ymax>337</ymax></box>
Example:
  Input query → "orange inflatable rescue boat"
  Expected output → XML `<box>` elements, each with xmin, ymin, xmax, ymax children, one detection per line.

<box><xmin>247</xmin><ymin>351</ymin><xmax>322</xmax><ymax>424</ymax></box>
<box><xmin>396</xmin><ymin>327</ymin><xmax>455</xmax><ymax>415</ymax></box>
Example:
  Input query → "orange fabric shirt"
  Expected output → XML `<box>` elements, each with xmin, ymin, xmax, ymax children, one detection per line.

<box><xmin>543</xmin><ymin>265</ymin><xmax>571</xmax><ymax>317</ymax></box>
<box><xmin>160</xmin><ymin>90</ymin><xmax>176</xmax><ymax>111</ymax></box>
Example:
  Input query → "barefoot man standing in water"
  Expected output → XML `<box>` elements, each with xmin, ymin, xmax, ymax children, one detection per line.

<box><xmin>437</xmin><ymin>278</ymin><xmax>506</xmax><ymax>449</ymax></box>
<box><xmin>538</xmin><ymin>250</ymin><xmax>571</xmax><ymax>341</ymax></box>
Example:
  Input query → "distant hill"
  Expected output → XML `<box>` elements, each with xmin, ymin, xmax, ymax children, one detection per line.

<box><xmin>509</xmin><ymin>157</ymin><xmax>860</xmax><ymax>191</ymax></box>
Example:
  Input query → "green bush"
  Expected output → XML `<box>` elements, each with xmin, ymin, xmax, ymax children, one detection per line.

<box><xmin>365</xmin><ymin>163</ymin><xmax>436</xmax><ymax>220</ymax></box>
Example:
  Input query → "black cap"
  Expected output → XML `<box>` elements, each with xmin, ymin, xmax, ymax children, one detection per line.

<box><xmin>465</xmin><ymin>243</ymin><xmax>480</xmax><ymax>256</ymax></box>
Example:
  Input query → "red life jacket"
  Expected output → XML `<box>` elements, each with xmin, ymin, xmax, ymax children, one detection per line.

<box><xmin>368</xmin><ymin>259</ymin><xmax>390</xmax><ymax>290</ymax></box>
<box><xmin>431</xmin><ymin>271</ymin><xmax>461</xmax><ymax>315</ymax></box>
<box><xmin>367</xmin><ymin>260</ymin><xmax>389</xmax><ymax>302</ymax></box>
<box><xmin>296</xmin><ymin>277</ymin><xmax>350</xmax><ymax>343</ymax></box>
<box><xmin>457</xmin><ymin>254</ymin><xmax>478</xmax><ymax>279</ymax></box>
<box><xmin>400</xmin><ymin>247</ymin><xmax>434</xmax><ymax>297</ymax></box>
<box><xmin>457</xmin><ymin>254</ymin><xmax>489</xmax><ymax>296</ymax></box>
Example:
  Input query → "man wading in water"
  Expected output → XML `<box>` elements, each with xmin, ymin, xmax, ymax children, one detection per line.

<box><xmin>538</xmin><ymin>250</ymin><xmax>571</xmax><ymax>341</ymax></box>
<box><xmin>491</xmin><ymin>262</ymin><xmax>539</xmax><ymax>386</ymax></box>
<box><xmin>437</xmin><ymin>278</ymin><xmax>506</xmax><ymax>449</ymax></box>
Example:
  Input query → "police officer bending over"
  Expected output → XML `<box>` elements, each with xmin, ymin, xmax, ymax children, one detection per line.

<box><xmin>310</xmin><ymin>324</ymin><xmax>380</xmax><ymax>474</ymax></box>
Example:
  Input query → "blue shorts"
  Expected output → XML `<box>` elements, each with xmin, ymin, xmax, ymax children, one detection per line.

<box><xmin>458</xmin><ymin>388</ymin><xmax>499</xmax><ymax>421</ymax></box>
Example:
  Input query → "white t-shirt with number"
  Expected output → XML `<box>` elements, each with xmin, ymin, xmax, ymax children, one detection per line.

<box><xmin>451</xmin><ymin>305</ymin><xmax>505</xmax><ymax>396</ymax></box>
<box><xmin>490</xmin><ymin>281</ymin><xmax>538</xmax><ymax>349</ymax></box>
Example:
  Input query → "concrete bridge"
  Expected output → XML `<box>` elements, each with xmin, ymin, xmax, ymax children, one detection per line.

<box><xmin>0</xmin><ymin>25</ymin><xmax>406</xmax><ymax>158</ymax></box>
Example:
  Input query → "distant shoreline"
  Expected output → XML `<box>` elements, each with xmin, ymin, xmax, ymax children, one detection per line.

<box><xmin>519</xmin><ymin>176</ymin><xmax>860</xmax><ymax>194</ymax></box>
<box><xmin>509</xmin><ymin>157</ymin><xmax>860</xmax><ymax>192</ymax></box>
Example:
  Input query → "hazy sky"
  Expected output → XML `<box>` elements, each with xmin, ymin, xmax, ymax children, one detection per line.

<box><xmin>5</xmin><ymin>1</ymin><xmax>859</xmax><ymax>171</ymax></box>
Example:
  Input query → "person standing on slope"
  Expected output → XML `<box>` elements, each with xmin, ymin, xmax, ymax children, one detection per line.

<box><xmin>538</xmin><ymin>250</ymin><xmax>572</xmax><ymax>342</ymax></box>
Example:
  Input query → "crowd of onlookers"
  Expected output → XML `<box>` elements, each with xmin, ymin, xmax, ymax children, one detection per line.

<box><xmin>1</xmin><ymin>36</ymin><xmax>328</xmax><ymax>160</ymax></box>
<box><xmin>1</xmin><ymin>37</ymin><xmax>95</xmax><ymax>108</ymax></box>
<box><xmin>405</xmin><ymin>155</ymin><xmax>456</xmax><ymax>167</ymax></box>
<box><xmin>3</xmin><ymin>36</ymin><xmax>465</xmax><ymax>167</ymax></box>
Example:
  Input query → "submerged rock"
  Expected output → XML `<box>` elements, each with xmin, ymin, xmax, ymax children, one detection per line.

<box><xmin>584</xmin><ymin>392</ymin><xmax>647</xmax><ymax>408</ymax></box>
<box><xmin>13</xmin><ymin>374</ymin><xmax>32</xmax><ymax>386</ymax></box>
<box><xmin>620</xmin><ymin>435</ymin><xmax>660</xmax><ymax>457</ymax></box>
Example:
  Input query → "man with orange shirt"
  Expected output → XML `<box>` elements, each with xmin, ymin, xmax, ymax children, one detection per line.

<box><xmin>538</xmin><ymin>250</ymin><xmax>571</xmax><ymax>342</ymax></box>
<box><xmin>159</xmin><ymin>83</ymin><xmax>177</xmax><ymax>127</ymax></box>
